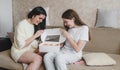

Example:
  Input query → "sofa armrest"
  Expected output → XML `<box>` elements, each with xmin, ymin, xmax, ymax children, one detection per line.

<box><xmin>0</xmin><ymin>37</ymin><xmax>12</xmax><ymax>52</ymax></box>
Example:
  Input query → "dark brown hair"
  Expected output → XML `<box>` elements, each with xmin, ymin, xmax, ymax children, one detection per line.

<box><xmin>28</xmin><ymin>6</ymin><xmax>47</xmax><ymax>40</ymax></box>
<box><xmin>62</xmin><ymin>9</ymin><xmax>86</xmax><ymax>30</ymax></box>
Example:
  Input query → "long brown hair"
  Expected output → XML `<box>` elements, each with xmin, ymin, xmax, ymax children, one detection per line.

<box><xmin>62</xmin><ymin>9</ymin><xmax>91</xmax><ymax>40</ymax></box>
<box><xmin>62</xmin><ymin>9</ymin><xmax>86</xmax><ymax>30</ymax></box>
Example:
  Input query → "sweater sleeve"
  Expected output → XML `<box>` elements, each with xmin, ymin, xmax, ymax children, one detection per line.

<box><xmin>15</xmin><ymin>24</ymin><xmax>26</xmax><ymax>49</ymax></box>
<box><xmin>31</xmin><ymin>40</ymin><xmax>38</xmax><ymax>49</ymax></box>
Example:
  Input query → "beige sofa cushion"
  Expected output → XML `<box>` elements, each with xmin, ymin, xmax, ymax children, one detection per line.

<box><xmin>95</xmin><ymin>9</ymin><xmax>118</xmax><ymax>28</ymax></box>
<box><xmin>84</xmin><ymin>28</ymin><xmax>120</xmax><ymax>54</ymax></box>
<box><xmin>7</xmin><ymin>32</ymin><xmax>14</xmax><ymax>43</ymax></box>
<box><xmin>0</xmin><ymin>49</ymin><xmax>23</xmax><ymax>70</ymax></box>
<box><xmin>83</xmin><ymin>52</ymin><xmax>116</xmax><ymax>66</ymax></box>
<box><xmin>68</xmin><ymin>54</ymin><xmax>120</xmax><ymax>70</ymax></box>
<box><xmin>0</xmin><ymin>49</ymin><xmax>45</xmax><ymax>70</ymax></box>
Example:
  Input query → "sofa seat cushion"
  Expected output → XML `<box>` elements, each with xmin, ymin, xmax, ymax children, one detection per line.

<box><xmin>0</xmin><ymin>49</ymin><xmax>45</xmax><ymax>70</ymax></box>
<box><xmin>0</xmin><ymin>49</ymin><xmax>120</xmax><ymax>70</ymax></box>
<box><xmin>0</xmin><ymin>49</ymin><xmax>23</xmax><ymax>70</ymax></box>
<box><xmin>67</xmin><ymin>53</ymin><xmax>120</xmax><ymax>70</ymax></box>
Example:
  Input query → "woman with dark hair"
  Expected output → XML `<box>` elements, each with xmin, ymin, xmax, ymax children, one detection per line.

<box><xmin>11</xmin><ymin>6</ymin><xmax>47</xmax><ymax>70</ymax></box>
<box><xmin>44</xmin><ymin>9</ymin><xmax>89</xmax><ymax>70</ymax></box>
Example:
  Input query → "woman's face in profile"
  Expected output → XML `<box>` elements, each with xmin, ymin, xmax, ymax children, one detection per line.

<box><xmin>32</xmin><ymin>14</ymin><xmax>46</xmax><ymax>25</ymax></box>
<box><xmin>62</xmin><ymin>18</ymin><xmax>75</xmax><ymax>28</ymax></box>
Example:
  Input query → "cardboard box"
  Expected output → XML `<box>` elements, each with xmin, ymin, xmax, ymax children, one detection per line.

<box><xmin>39</xmin><ymin>28</ymin><xmax>66</xmax><ymax>52</ymax></box>
<box><xmin>39</xmin><ymin>42</ymin><xmax>60</xmax><ymax>52</ymax></box>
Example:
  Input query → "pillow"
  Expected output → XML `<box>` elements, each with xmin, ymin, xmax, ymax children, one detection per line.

<box><xmin>7</xmin><ymin>32</ymin><xmax>14</xmax><ymax>43</ymax></box>
<box><xmin>95</xmin><ymin>9</ymin><xmax>118</xmax><ymax>28</ymax></box>
<box><xmin>83</xmin><ymin>53</ymin><xmax>116</xmax><ymax>66</ymax></box>
<box><xmin>0</xmin><ymin>49</ymin><xmax>22</xmax><ymax>70</ymax></box>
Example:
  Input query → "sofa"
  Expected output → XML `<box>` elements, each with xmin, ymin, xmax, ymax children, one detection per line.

<box><xmin>0</xmin><ymin>27</ymin><xmax>120</xmax><ymax>70</ymax></box>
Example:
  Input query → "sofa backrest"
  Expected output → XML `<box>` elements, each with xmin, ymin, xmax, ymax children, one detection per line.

<box><xmin>83</xmin><ymin>28</ymin><xmax>120</xmax><ymax>54</ymax></box>
<box><xmin>13</xmin><ymin>0</ymin><xmax>120</xmax><ymax>28</ymax></box>
<box><xmin>7</xmin><ymin>27</ymin><xmax>120</xmax><ymax>54</ymax></box>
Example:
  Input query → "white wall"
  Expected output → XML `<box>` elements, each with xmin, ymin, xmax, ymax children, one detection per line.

<box><xmin>0</xmin><ymin>0</ymin><xmax>13</xmax><ymax>37</ymax></box>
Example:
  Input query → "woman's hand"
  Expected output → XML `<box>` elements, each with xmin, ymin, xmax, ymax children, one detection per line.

<box><xmin>60</xmin><ymin>42</ymin><xmax>65</xmax><ymax>48</ymax></box>
<box><xmin>34</xmin><ymin>30</ymin><xmax>44</xmax><ymax>38</ymax></box>
<box><xmin>60</xmin><ymin>28</ymin><xmax>70</xmax><ymax>39</ymax></box>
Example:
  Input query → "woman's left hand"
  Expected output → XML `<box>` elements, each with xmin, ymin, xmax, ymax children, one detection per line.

<box><xmin>34</xmin><ymin>30</ymin><xmax>44</xmax><ymax>39</ymax></box>
<box><xmin>60</xmin><ymin>28</ymin><xmax>70</xmax><ymax>39</ymax></box>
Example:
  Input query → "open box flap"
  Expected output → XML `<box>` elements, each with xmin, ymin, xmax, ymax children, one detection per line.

<box><xmin>41</xmin><ymin>28</ymin><xmax>66</xmax><ymax>43</ymax></box>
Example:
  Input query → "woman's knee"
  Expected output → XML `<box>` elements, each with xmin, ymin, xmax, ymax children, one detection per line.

<box><xmin>44</xmin><ymin>53</ymin><xmax>54</xmax><ymax>61</ymax></box>
<box><xmin>55</xmin><ymin>55</ymin><xmax>64</xmax><ymax>63</ymax></box>
<box><xmin>44</xmin><ymin>53</ymin><xmax>50</xmax><ymax>61</ymax></box>
<box><xmin>33</xmin><ymin>54</ymin><xmax>42</xmax><ymax>63</ymax></box>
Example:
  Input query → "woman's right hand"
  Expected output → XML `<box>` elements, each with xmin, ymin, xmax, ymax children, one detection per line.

<box><xmin>34</xmin><ymin>30</ymin><xmax>44</xmax><ymax>38</ymax></box>
<box><xmin>60</xmin><ymin>28</ymin><xmax>70</xmax><ymax>39</ymax></box>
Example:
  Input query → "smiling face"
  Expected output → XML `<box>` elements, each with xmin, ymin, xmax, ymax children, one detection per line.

<box><xmin>62</xmin><ymin>18</ymin><xmax>75</xmax><ymax>28</ymax></box>
<box><xmin>31</xmin><ymin>14</ymin><xmax>46</xmax><ymax>25</ymax></box>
